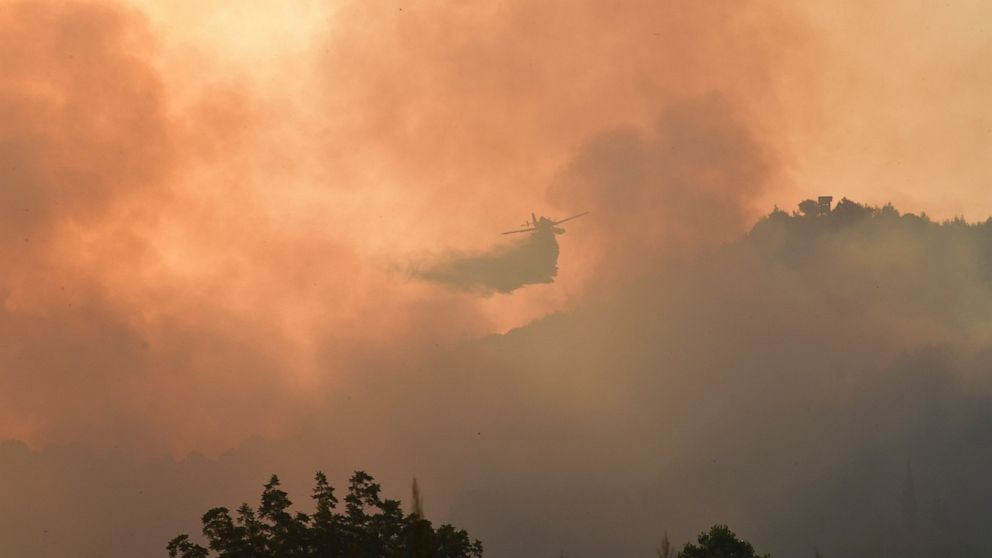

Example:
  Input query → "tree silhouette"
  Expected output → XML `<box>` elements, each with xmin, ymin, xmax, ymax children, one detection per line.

<box><xmin>797</xmin><ymin>199</ymin><xmax>819</xmax><ymax>218</ymax></box>
<box><xmin>657</xmin><ymin>532</ymin><xmax>673</xmax><ymax>558</ymax></box>
<box><xmin>677</xmin><ymin>525</ymin><xmax>769</xmax><ymax>558</ymax></box>
<box><xmin>167</xmin><ymin>471</ymin><xmax>483</xmax><ymax>558</ymax></box>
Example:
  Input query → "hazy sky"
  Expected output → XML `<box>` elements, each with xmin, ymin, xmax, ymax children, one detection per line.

<box><xmin>3</xmin><ymin>1</ymin><xmax>992</xmax><ymax>557</ymax></box>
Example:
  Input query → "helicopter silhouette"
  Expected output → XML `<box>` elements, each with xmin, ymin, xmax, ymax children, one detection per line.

<box><xmin>501</xmin><ymin>211</ymin><xmax>589</xmax><ymax>235</ymax></box>
<box><xmin>415</xmin><ymin>211</ymin><xmax>588</xmax><ymax>294</ymax></box>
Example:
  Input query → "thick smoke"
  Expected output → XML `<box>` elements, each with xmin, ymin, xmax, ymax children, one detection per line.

<box><xmin>0</xmin><ymin>1</ymin><xmax>173</xmax><ymax>444</ymax></box>
<box><xmin>0</xmin><ymin>1</ymin><xmax>318</xmax><ymax>452</ymax></box>
<box><xmin>356</xmin><ymin>204</ymin><xmax>992</xmax><ymax>557</ymax></box>
<box><xmin>412</xmin><ymin>93</ymin><xmax>773</xmax><ymax>295</ymax></box>
<box><xmin>7</xmin><ymin>204</ymin><xmax>992</xmax><ymax>558</ymax></box>
<box><xmin>549</xmin><ymin>94</ymin><xmax>778</xmax><ymax>285</ymax></box>
<box><xmin>0</xmin><ymin>0</ymin><xmax>800</xmax><ymax>449</ymax></box>
<box><xmin>0</xmin><ymin>0</ymin><xmax>491</xmax><ymax>452</ymax></box>
<box><xmin>6</xmin><ymin>0</ymin><xmax>992</xmax><ymax>558</ymax></box>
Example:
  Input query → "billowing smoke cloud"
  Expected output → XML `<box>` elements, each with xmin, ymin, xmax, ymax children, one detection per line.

<box><xmin>412</xmin><ymin>92</ymin><xmax>773</xmax><ymax>296</ymax></box>
<box><xmin>549</xmin><ymin>94</ymin><xmax>778</xmax><ymax>286</ymax></box>
<box><xmin>414</xmin><ymin>230</ymin><xmax>560</xmax><ymax>295</ymax></box>
<box><xmin>0</xmin><ymin>0</ymin><xmax>327</xmax><ymax>452</ymax></box>
<box><xmin>0</xmin><ymin>0</ymin><xmax>802</xmax><ymax>450</ymax></box>
<box><xmin>7</xmin><ymin>205</ymin><xmax>992</xmax><ymax>558</ymax></box>
<box><xmin>0</xmin><ymin>0</ymin><xmax>172</xmax><ymax>443</ymax></box>
<box><xmin>0</xmin><ymin>0</ymin><xmax>495</xmax><ymax>453</ymax></box>
<box><xmin>6</xmin><ymin>0</ymin><xmax>992</xmax><ymax>557</ymax></box>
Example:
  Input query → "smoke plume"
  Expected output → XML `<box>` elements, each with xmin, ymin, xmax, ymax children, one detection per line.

<box><xmin>414</xmin><ymin>230</ymin><xmax>561</xmax><ymax>295</ymax></box>
<box><xmin>5</xmin><ymin>0</ymin><xmax>992</xmax><ymax>557</ymax></box>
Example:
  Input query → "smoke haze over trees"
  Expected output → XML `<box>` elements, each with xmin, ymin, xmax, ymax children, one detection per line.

<box><xmin>6</xmin><ymin>200</ymin><xmax>992</xmax><ymax>556</ymax></box>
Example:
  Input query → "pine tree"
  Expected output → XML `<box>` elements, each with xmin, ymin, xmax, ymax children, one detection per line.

<box><xmin>167</xmin><ymin>471</ymin><xmax>483</xmax><ymax>558</ymax></box>
<box><xmin>657</xmin><ymin>532</ymin><xmax>673</xmax><ymax>558</ymax></box>
<box><xmin>677</xmin><ymin>525</ymin><xmax>769</xmax><ymax>558</ymax></box>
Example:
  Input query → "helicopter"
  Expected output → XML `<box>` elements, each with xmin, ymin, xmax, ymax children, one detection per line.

<box><xmin>501</xmin><ymin>211</ymin><xmax>589</xmax><ymax>235</ymax></box>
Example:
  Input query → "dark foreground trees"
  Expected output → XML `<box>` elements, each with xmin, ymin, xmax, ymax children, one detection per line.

<box><xmin>167</xmin><ymin>471</ymin><xmax>483</xmax><ymax>558</ymax></box>
<box><xmin>167</xmin><ymin>471</ymin><xmax>766</xmax><ymax>558</ymax></box>
<box><xmin>677</xmin><ymin>525</ymin><xmax>769</xmax><ymax>558</ymax></box>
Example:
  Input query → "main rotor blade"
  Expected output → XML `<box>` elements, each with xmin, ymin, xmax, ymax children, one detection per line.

<box><xmin>501</xmin><ymin>228</ymin><xmax>536</xmax><ymax>235</ymax></box>
<box><xmin>552</xmin><ymin>211</ymin><xmax>590</xmax><ymax>225</ymax></box>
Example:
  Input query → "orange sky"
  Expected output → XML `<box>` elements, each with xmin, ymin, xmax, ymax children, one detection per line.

<box><xmin>3</xmin><ymin>0</ymin><xmax>992</xmax><ymax>455</ymax></box>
